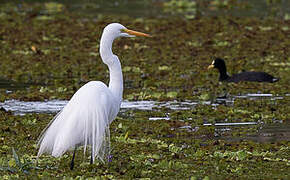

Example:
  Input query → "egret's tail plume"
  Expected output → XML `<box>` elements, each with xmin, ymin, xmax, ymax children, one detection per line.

<box><xmin>37</xmin><ymin>101</ymin><xmax>111</xmax><ymax>162</ymax></box>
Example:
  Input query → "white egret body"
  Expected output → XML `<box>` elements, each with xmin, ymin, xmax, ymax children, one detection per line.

<box><xmin>37</xmin><ymin>23</ymin><xmax>150</xmax><ymax>167</ymax></box>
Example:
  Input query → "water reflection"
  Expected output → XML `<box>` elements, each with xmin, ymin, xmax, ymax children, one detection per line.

<box><xmin>178</xmin><ymin>121</ymin><xmax>289</xmax><ymax>143</ymax></box>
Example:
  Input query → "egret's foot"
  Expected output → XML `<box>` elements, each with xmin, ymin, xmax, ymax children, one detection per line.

<box><xmin>70</xmin><ymin>160</ymin><xmax>74</xmax><ymax>170</ymax></box>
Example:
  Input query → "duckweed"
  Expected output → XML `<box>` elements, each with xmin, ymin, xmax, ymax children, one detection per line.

<box><xmin>0</xmin><ymin>1</ymin><xmax>289</xmax><ymax>179</ymax></box>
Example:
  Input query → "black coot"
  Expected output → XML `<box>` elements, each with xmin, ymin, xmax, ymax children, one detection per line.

<box><xmin>208</xmin><ymin>58</ymin><xmax>279</xmax><ymax>83</ymax></box>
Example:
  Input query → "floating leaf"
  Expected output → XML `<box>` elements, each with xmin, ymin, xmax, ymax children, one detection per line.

<box><xmin>158</xmin><ymin>65</ymin><xmax>171</xmax><ymax>71</ymax></box>
<box><xmin>166</xmin><ymin>91</ymin><xmax>178</xmax><ymax>98</ymax></box>
<box><xmin>44</xmin><ymin>2</ymin><xmax>64</xmax><ymax>14</ymax></box>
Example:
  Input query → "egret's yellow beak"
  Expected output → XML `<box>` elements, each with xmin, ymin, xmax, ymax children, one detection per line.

<box><xmin>208</xmin><ymin>64</ymin><xmax>215</xmax><ymax>70</ymax></box>
<box><xmin>123</xmin><ymin>29</ymin><xmax>151</xmax><ymax>37</ymax></box>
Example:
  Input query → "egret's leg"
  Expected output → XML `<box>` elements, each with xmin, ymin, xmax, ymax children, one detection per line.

<box><xmin>70</xmin><ymin>147</ymin><xmax>77</xmax><ymax>170</ymax></box>
<box><xmin>90</xmin><ymin>151</ymin><xmax>94</xmax><ymax>164</ymax></box>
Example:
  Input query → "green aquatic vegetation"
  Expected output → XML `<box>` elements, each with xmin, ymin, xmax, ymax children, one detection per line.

<box><xmin>259</xmin><ymin>26</ymin><xmax>273</xmax><ymax>31</ymax></box>
<box><xmin>0</xmin><ymin>148</ymin><xmax>38</xmax><ymax>174</ymax></box>
<box><xmin>123</xmin><ymin>66</ymin><xmax>143</xmax><ymax>73</ymax></box>
<box><xmin>44</xmin><ymin>2</ymin><xmax>65</xmax><ymax>14</ymax></box>
<box><xmin>270</xmin><ymin>62</ymin><xmax>290</xmax><ymax>66</ymax></box>
<box><xmin>214</xmin><ymin>40</ymin><xmax>230</xmax><ymax>47</ymax></box>
<box><xmin>284</xmin><ymin>13</ymin><xmax>290</xmax><ymax>20</ymax></box>
<box><xmin>2</xmin><ymin>12</ymin><xmax>288</xmax><ymax>101</ymax></box>
<box><xmin>162</xmin><ymin>0</ymin><xmax>197</xmax><ymax>19</ymax></box>
<box><xmin>36</xmin><ymin>15</ymin><xmax>54</xmax><ymax>21</ymax></box>
<box><xmin>198</xmin><ymin>93</ymin><xmax>210</xmax><ymax>101</ymax></box>
<box><xmin>0</xmin><ymin>111</ymin><xmax>289</xmax><ymax>178</ymax></box>
<box><xmin>245</xmin><ymin>26</ymin><xmax>253</xmax><ymax>31</ymax></box>
<box><xmin>187</xmin><ymin>41</ymin><xmax>202</xmax><ymax>47</ymax></box>
<box><xmin>213</xmin><ymin>148</ymin><xmax>290</xmax><ymax>165</ymax></box>
<box><xmin>163</xmin><ymin>0</ymin><xmax>197</xmax><ymax>12</ymax></box>
<box><xmin>158</xmin><ymin>65</ymin><xmax>171</xmax><ymax>71</ymax></box>
<box><xmin>213</xmin><ymin>150</ymin><xmax>249</xmax><ymax>161</ymax></box>
<box><xmin>210</xmin><ymin>0</ymin><xmax>230</xmax><ymax>8</ymax></box>
<box><xmin>42</xmin><ymin>35</ymin><xmax>62</xmax><ymax>42</ymax></box>
<box><xmin>0</xmin><ymin>1</ymin><xmax>289</xmax><ymax>178</ymax></box>
<box><xmin>166</xmin><ymin>91</ymin><xmax>178</xmax><ymax>98</ymax></box>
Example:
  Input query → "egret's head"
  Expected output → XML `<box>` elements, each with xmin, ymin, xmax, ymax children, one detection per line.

<box><xmin>103</xmin><ymin>23</ymin><xmax>151</xmax><ymax>39</ymax></box>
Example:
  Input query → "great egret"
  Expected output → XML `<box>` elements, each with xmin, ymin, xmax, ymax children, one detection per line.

<box><xmin>37</xmin><ymin>23</ymin><xmax>150</xmax><ymax>170</ymax></box>
<box><xmin>208</xmin><ymin>58</ymin><xmax>279</xmax><ymax>83</ymax></box>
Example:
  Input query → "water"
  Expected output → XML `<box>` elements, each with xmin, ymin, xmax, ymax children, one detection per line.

<box><xmin>0</xmin><ymin>94</ymin><xmax>288</xmax><ymax>142</ymax></box>
<box><xmin>235</xmin><ymin>94</ymin><xmax>284</xmax><ymax>100</ymax></box>
<box><xmin>0</xmin><ymin>78</ymin><xmax>29</xmax><ymax>91</ymax></box>
<box><xmin>0</xmin><ymin>0</ymin><xmax>289</xmax><ymax>19</ymax></box>
<box><xmin>0</xmin><ymin>99</ymin><xmax>198</xmax><ymax>115</ymax></box>
<box><xmin>203</xmin><ymin>122</ymin><xmax>257</xmax><ymax>126</ymax></box>
<box><xmin>0</xmin><ymin>93</ymin><xmax>283</xmax><ymax>115</ymax></box>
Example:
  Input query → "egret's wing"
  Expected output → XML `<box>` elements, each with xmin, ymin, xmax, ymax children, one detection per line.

<box><xmin>37</xmin><ymin>81</ymin><xmax>118</xmax><ymax>162</ymax></box>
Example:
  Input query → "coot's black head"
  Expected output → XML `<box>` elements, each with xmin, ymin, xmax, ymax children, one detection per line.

<box><xmin>208</xmin><ymin>58</ymin><xmax>226</xmax><ymax>70</ymax></box>
<box><xmin>208</xmin><ymin>58</ymin><xmax>229</xmax><ymax>81</ymax></box>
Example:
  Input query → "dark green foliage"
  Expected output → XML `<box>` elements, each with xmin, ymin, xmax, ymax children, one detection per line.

<box><xmin>0</xmin><ymin>1</ymin><xmax>289</xmax><ymax>179</ymax></box>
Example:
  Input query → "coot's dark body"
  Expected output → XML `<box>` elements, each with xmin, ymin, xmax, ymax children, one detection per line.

<box><xmin>224</xmin><ymin>71</ymin><xmax>278</xmax><ymax>83</ymax></box>
<box><xmin>208</xmin><ymin>58</ymin><xmax>279</xmax><ymax>83</ymax></box>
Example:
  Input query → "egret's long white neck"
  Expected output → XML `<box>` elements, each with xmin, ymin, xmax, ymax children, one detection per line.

<box><xmin>99</xmin><ymin>31</ymin><xmax>123</xmax><ymax>103</ymax></box>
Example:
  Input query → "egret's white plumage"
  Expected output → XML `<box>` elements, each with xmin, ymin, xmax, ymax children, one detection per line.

<box><xmin>37</xmin><ymin>23</ymin><xmax>150</xmax><ymax>165</ymax></box>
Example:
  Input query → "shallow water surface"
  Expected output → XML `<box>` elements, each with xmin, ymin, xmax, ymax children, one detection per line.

<box><xmin>0</xmin><ymin>99</ymin><xmax>198</xmax><ymax>115</ymax></box>
<box><xmin>0</xmin><ymin>93</ymin><xmax>288</xmax><ymax>143</ymax></box>
<box><xmin>1</xmin><ymin>0</ymin><xmax>289</xmax><ymax>18</ymax></box>
<box><xmin>0</xmin><ymin>78</ymin><xmax>28</xmax><ymax>91</ymax></box>
<box><xmin>0</xmin><ymin>93</ymin><xmax>284</xmax><ymax>115</ymax></box>
<box><xmin>0</xmin><ymin>1</ymin><xmax>289</xmax><ymax>178</ymax></box>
